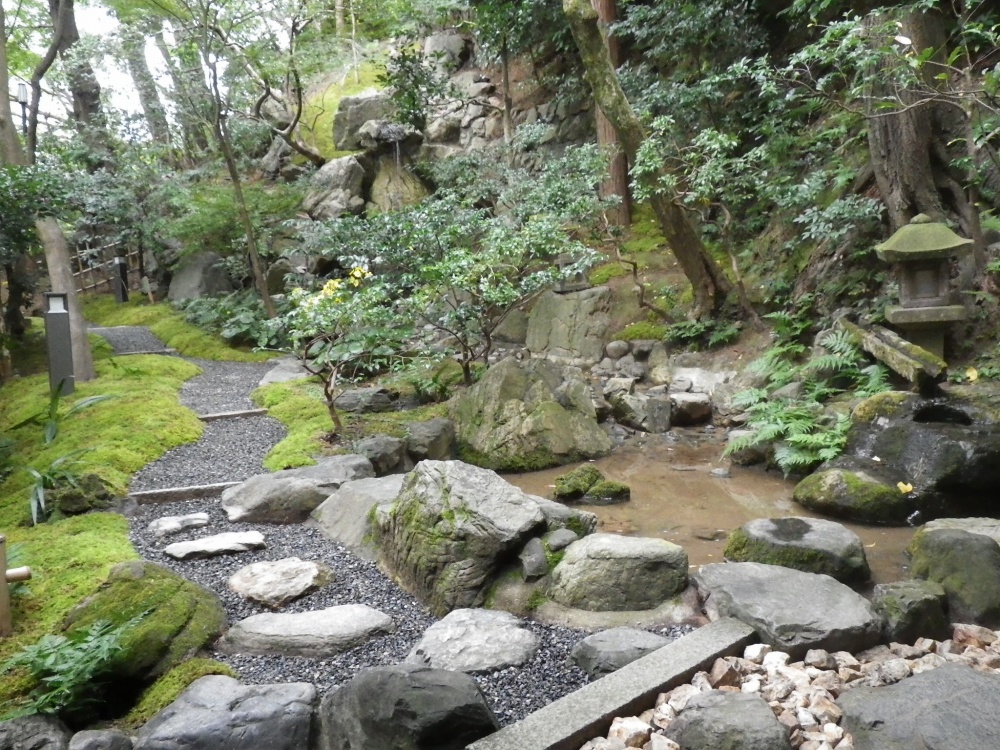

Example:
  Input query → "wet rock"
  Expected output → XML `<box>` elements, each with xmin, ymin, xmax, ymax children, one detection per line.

<box><xmin>582</xmin><ymin>481</ymin><xmax>631</xmax><ymax>505</ymax></box>
<box><xmin>609</xmin><ymin>393</ymin><xmax>672</xmax><ymax>433</ymax></box>
<box><xmin>553</xmin><ymin>465</ymin><xmax>604</xmax><ymax>500</ymax></box>
<box><xmin>569</xmin><ymin>627</ymin><xmax>670</xmax><ymax>679</ymax></box>
<box><xmin>792</xmin><ymin>461</ymin><xmax>911</xmax><ymax>525</ymax></box>
<box><xmin>664</xmin><ymin>691</ymin><xmax>792</xmax><ymax>750</ymax></box>
<box><xmin>872</xmin><ymin>579</ymin><xmax>950</xmax><ymax>643</ymax></box>
<box><xmin>405</xmin><ymin>609</ymin><xmax>538</xmax><ymax>672</ymax></box>
<box><xmin>670</xmin><ymin>393</ymin><xmax>713</xmax><ymax>426</ymax></box>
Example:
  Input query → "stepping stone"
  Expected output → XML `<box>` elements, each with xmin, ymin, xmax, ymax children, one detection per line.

<box><xmin>219</xmin><ymin>604</ymin><xmax>394</xmax><ymax>657</ymax></box>
<box><xmin>694</xmin><ymin>562</ymin><xmax>882</xmax><ymax>658</ymax></box>
<box><xmin>164</xmin><ymin>531</ymin><xmax>266</xmax><ymax>560</ymax></box>
<box><xmin>569</xmin><ymin>627</ymin><xmax>670</xmax><ymax>679</ymax></box>
<box><xmin>147</xmin><ymin>512</ymin><xmax>210</xmax><ymax>539</ymax></box>
<box><xmin>405</xmin><ymin>609</ymin><xmax>539</xmax><ymax>673</ymax></box>
<box><xmin>228</xmin><ymin>557</ymin><xmax>332</xmax><ymax>608</ymax></box>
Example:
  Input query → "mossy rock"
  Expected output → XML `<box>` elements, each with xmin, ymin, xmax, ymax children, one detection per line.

<box><xmin>583</xmin><ymin>480</ymin><xmax>631</xmax><ymax>505</ymax></box>
<box><xmin>49</xmin><ymin>473</ymin><xmax>115</xmax><ymax>516</ymax></box>
<box><xmin>872</xmin><ymin>580</ymin><xmax>950</xmax><ymax>643</ymax></box>
<box><xmin>793</xmin><ymin>466</ymin><xmax>911</xmax><ymax>525</ymax></box>
<box><xmin>123</xmin><ymin>658</ymin><xmax>237</xmax><ymax>729</ymax></box>
<box><xmin>850</xmin><ymin>391</ymin><xmax>918</xmax><ymax>424</ymax></box>
<box><xmin>63</xmin><ymin>561</ymin><xmax>226</xmax><ymax>687</ymax></box>
<box><xmin>553</xmin><ymin>465</ymin><xmax>604</xmax><ymax>500</ymax></box>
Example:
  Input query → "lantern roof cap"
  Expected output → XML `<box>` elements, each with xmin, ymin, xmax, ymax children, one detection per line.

<box><xmin>875</xmin><ymin>214</ymin><xmax>973</xmax><ymax>262</ymax></box>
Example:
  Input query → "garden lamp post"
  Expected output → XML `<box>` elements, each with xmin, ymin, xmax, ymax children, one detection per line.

<box><xmin>16</xmin><ymin>83</ymin><xmax>27</xmax><ymax>136</ymax></box>
<box><xmin>44</xmin><ymin>292</ymin><xmax>74</xmax><ymax>395</ymax></box>
<box><xmin>113</xmin><ymin>255</ymin><xmax>129</xmax><ymax>303</ymax></box>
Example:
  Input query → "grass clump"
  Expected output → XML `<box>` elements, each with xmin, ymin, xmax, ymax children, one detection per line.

<box><xmin>612</xmin><ymin>322</ymin><xmax>669</xmax><ymax>342</ymax></box>
<box><xmin>123</xmin><ymin>658</ymin><xmax>236</xmax><ymax>729</ymax></box>
<box><xmin>82</xmin><ymin>296</ymin><xmax>275</xmax><ymax>362</ymax></box>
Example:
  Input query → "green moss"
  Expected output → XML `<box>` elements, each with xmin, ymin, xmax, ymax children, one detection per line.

<box><xmin>82</xmin><ymin>297</ymin><xmax>275</xmax><ymax>362</ymax></box>
<box><xmin>252</xmin><ymin>380</ymin><xmax>333</xmax><ymax>470</ymax></box>
<box><xmin>542</xmin><ymin>542</ymin><xmax>565</xmax><ymax>569</ymax></box>
<box><xmin>612</xmin><ymin>322</ymin><xmax>669</xmax><ymax>342</ymax></box>
<box><xmin>123</xmin><ymin>658</ymin><xmax>236</xmax><ymax>728</ymax></box>
<box><xmin>851</xmin><ymin>391</ymin><xmax>915</xmax><ymax>424</ymax></box>
<box><xmin>725</xmin><ymin>528</ymin><xmax>832</xmax><ymax>575</ymax></box>
<box><xmin>457</xmin><ymin>442</ymin><xmax>561</xmax><ymax>472</ymax></box>
<box><xmin>526</xmin><ymin>589</ymin><xmax>548</xmax><ymax>612</ymax></box>
<box><xmin>588</xmin><ymin>262</ymin><xmax>629</xmax><ymax>286</ymax></box>
<box><xmin>584</xmin><ymin>480</ymin><xmax>631</xmax><ymax>503</ymax></box>
<box><xmin>564</xmin><ymin>514</ymin><xmax>590</xmax><ymax>538</ymax></box>
<box><xmin>298</xmin><ymin>62</ymin><xmax>384</xmax><ymax>159</ymax></box>
<box><xmin>621</xmin><ymin>204</ymin><xmax>666</xmax><ymax>255</ymax></box>
<box><xmin>793</xmin><ymin>468</ymin><xmax>909</xmax><ymax>525</ymax></box>
<box><xmin>553</xmin><ymin>465</ymin><xmax>604</xmax><ymax>500</ymax></box>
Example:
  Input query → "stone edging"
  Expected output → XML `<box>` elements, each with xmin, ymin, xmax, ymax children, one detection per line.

<box><xmin>128</xmin><ymin>482</ymin><xmax>240</xmax><ymax>504</ymax></box>
<box><xmin>198</xmin><ymin>409</ymin><xmax>269</xmax><ymax>422</ymax></box>
<box><xmin>466</xmin><ymin>618</ymin><xmax>757</xmax><ymax>750</ymax></box>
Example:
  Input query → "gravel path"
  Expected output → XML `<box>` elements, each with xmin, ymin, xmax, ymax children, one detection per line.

<box><xmin>88</xmin><ymin>325</ymin><xmax>171</xmax><ymax>354</ymax></box>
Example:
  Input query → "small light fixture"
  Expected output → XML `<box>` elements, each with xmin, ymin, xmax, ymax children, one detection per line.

<box><xmin>43</xmin><ymin>292</ymin><xmax>73</xmax><ymax>395</ymax></box>
<box><xmin>16</xmin><ymin>83</ymin><xmax>27</xmax><ymax>105</ymax></box>
<box><xmin>45</xmin><ymin>292</ymin><xmax>68</xmax><ymax>313</ymax></box>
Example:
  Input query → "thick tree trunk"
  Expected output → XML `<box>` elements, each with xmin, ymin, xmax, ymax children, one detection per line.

<box><xmin>591</xmin><ymin>0</ymin><xmax>630</xmax><ymax>227</ymax></box>
<box><xmin>563</xmin><ymin>0</ymin><xmax>730</xmax><ymax>316</ymax></box>
<box><xmin>121</xmin><ymin>21</ymin><xmax>172</xmax><ymax>148</ymax></box>
<box><xmin>0</xmin><ymin>5</ymin><xmax>94</xmax><ymax>383</ymax></box>
<box><xmin>155</xmin><ymin>25</ymin><xmax>212</xmax><ymax>164</ymax></box>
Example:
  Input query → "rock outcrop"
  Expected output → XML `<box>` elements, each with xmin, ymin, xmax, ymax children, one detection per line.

<box><xmin>525</xmin><ymin>288</ymin><xmax>612</xmax><ymax>367</ymax></box>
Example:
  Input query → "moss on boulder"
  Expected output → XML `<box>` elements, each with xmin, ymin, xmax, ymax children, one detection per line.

<box><xmin>63</xmin><ymin>561</ymin><xmax>226</xmax><ymax>685</ymax></box>
<box><xmin>49</xmin><ymin>473</ymin><xmax>115</xmax><ymax>516</ymax></box>
<box><xmin>583</xmin><ymin>481</ymin><xmax>631</xmax><ymax>505</ymax></box>
<box><xmin>553</xmin><ymin>465</ymin><xmax>604</xmax><ymax>500</ymax></box>
<box><xmin>124</xmin><ymin>658</ymin><xmax>237</xmax><ymax>729</ymax></box>
<box><xmin>850</xmin><ymin>391</ymin><xmax>918</xmax><ymax>424</ymax></box>
<box><xmin>793</xmin><ymin>466</ymin><xmax>910</xmax><ymax>525</ymax></box>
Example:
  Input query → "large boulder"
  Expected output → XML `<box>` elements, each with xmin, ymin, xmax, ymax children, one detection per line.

<box><xmin>62</xmin><ymin>561</ymin><xmax>225</xmax><ymax>685</ymax></box>
<box><xmin>368</xmin><ymin>154</ymin><xmax>429</xmax><ymax>213</ymax></box>
<box><xmin>872</xmin><ymin>579</ymin><xmax>950</xmax><ymax>643</ymax></box>
<box><xmin>69</xmin><ymin>730</ymin><xmax>132</xmax><ymax>750</ymax></box>
<box><xmin>133</xmin><ymin>676</ymin><xmax>315</xmax><ymax>750</ymax></box>
<box><xmin>373</xmin><ymin>461</ymin><xmax>547</xmax><ymax>615</ymax></box>
<box><xmin>609</xmin><ymin>393</ymin><xmax>672</xmax><ymax>433</ymax></box>
<box><xmin>792</xmin><ymin>458</ymin><xmax>912</xmax><ymax>525</ymax></box>
<box><xmin>664</xmin><ymin>691</ymin><xmax>792</xmax><ymax>750</ymax></box>
<box><xmin>921</xmin><ymin>516</ymin><xmax>1000</xmax><ymax>545</ymax></box>
<box><xmin>525</xmin><ymin>287</ymin><xmax>612</xmax><ymax>367</ymax></box>
<box><xmin>907</xmin><ymin>527</ymin><xmax>1000</xmax><ymax>627</ymax></box>
<box><xmin>316</xmin><ymin>664</ymin><xmax>499</xmax><ymax>750</ymax></box>
<box><xmin>450</xmin><ymin>358</ymin><xmax>612</xmax><ymax>472</ymax></box>
<box><xmin>166</xmin><ymin>251</ymin><xmax>233</xmax><ymax>302</ymax></box>
<box><xmin>723</xmin><ymin>517</ymin><xmax>871</xmax><ymax>583</ymax></box>
<box><xmin>838</xmin><ymin>664</ymin><xmax>1000</xmax><ymax>750</ymax></box>
<box><xmin>312</xmin><ymin>476</ymin><xmax>405</xmax><ymax>560</ymax></box>
<box><xmin>302</xmin><ymin>155</ymin><xmax>366</xmax><ymax>220</ymax></box>
<box><xmin>694</xmin><ymin>562</ymin><xmax>882</xmax><ymax>657</ymax></box>
<box><xmin>405</xmin><ymin>609</ymin><xmax>538</xmax><ymax>672</ymax></box>
<box><xmin>569</xmin><ymin>627</ymin><xmax>670</xmax><ymax>679</ymax></box>
<box><xmin>333</xmin><ymin>92</ymin><xmax>395</xmax><ymax>151</ymax></box>
<box><xmin>423</xmin><ymin>32</ymin><xmax>470</xmax><ymax>74</ymax></box>
<box><xmin>353</xmin><ymin>435</ymin><xmax>407</xmax><ymax>476</ymax></box>
<box><xmin>0</xmin><ymin>716</ymin><xmax>71</xmax><ymax>750</ymax></box>
<box><xmin>221</xmin><ymin>455</ymin><xmax>375</xmax><ymax>523</ymax></box>
<box><xmin>549</xmin><ymin>533</ymin><xmax>688</xmax><ymax>612</ymax></box>
<box><xmin>405</xmin><ymin>418</ymin><xmax>456</xmax><ymax>462</ymax></box>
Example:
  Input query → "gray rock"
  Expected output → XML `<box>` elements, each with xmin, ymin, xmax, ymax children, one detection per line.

<box><xmin>922</xmin><ymin>517</ymin><xmax>1000</xmax><ymax>545</ymax></box>
<box><xmin>450</xmin><ymin>358</ymin><xmax>612</xmax><ymax>472</ymax></box>
<box><xmin>260</xmin><ymin>137</ymin><xmax>292</xmax><ymax>179</ymax></box>
<box><xmin>68</xmin><ymin>731</ymin><xmax>132</xmax><ymax>750</ymax></box>
<box><xmin>610</xmin><ymin>393</ymin><xmax>672</xmax><ymax>433</ymax></box>
<box><xmin>265</xmin><ymin>258</ymin><xmax>298</xmax><ymax>295</ymax></box>
<box><xmin>839</xmin><ymin>664</ymin><xmax>1000</xmax><ymax>750</ymax></box>
<box><xmin>354</xmin><ymin>435</ymin><xmax>407</xmax><ymax>475</ymax></box>
<box><xmin>258</xmin><ymin>357</ymin><xmax>311</xmax><ymax>386</ymax></box>
<box><xmin>312</xmin><ymin>476</ymin><xmax>405</xmax><ymax>560</ymax></box>
<box><xmin>334</xmin><ymin>387</ymin><xmax>394</xmax><ymax>414</ymax></box>
<box><xmin>532</xmin><ymin>496</ymin><xmax>598</xmax><ymax>536</ymax></box>
<box><xmin>405</xmin><ymin>609</ymin><xmax>538</xmax><ymax>672</ymax></box>
<box><xmin>0</xmin><ymin>716</ymin><xmax>71</xmax><ymax>750</ymax></box>
<box><xmin>724</xmin><ymin>517</ymin><xmax>871</xmax><ymax>583</ymax></box>
<box><xmin>219</xmin><ymin>604</ymin><xmax>394</xmax><ymax>657</ymax></box>
<box><xmin>164</xmin><ymin>531</ymin><xmax>266</xmax><ymax>560</ymax></box>
<box><xmin>726</xmin><ymin>429</ymin><xmax>768</xmax><ymax>467</ymax></box>
<box><xmin>492</xmin><ymin>308</ymin><xmax>528</xmax><ymax>345</ymax></box>
<box><xmin>525</xmin><ymin>288</ymin><xmax>612</xmax><ymax>367</ymax></box>
<box><xmin>908</xmin><ymin>527</ymin><xmax>1000</xmax><ymax>627</ymax></box>
<box><xmin>544</xmin><ymin>528</ymin><xmax>579</xmax><ymax>551</ymax></box>
<box><xmin>550</xmin><ymin>533</ymin><xmax>688</xmax><ymax>612</ymax></box>
<box><xmin>406</xmin><ymin>418</ymin><xmax>456</xmax><ymax>461</ymax></box>
<box><xmin>134</xmin><ymin>676</ymin><xmax>315</xmax><ymax>750</ymax></box>
<box><xmin>425</xmin><ymin>114</ymin><xmax>461</xmax><ymax>144</ymax></box>
<box><xmin>569</xmin><ymin>627</ymin><xmax>669</xmax><ymax>679</ymax></box>
<box><xmin>615</xmin><ymin>355</ymin><xmax>647</xmax><ymax>381</ymax></box>
<box><xmin>333</xmin><ymin>92</ymin><xmax>395</xmax><ymax>151</ymax></box>
<box><xmin>373</xmin><ymin>460</ymin><xmax>547</xmax><ymax>615</ymax></box>
<box><xmin>664</xmin><ymin>691</ymin><xmax>792</xmax><ymax>750</ymax></box>
<box><xmin>424</xmin><ymin>32</ymin><xmax>469</xmax><ymax>73</ymax></box>
<box><xmin>605</xmin><ymin>340</ymin><xmax>630</xmax><ymax>359</ymax></box>
<box><xmin>872</xmin><ymin>579</ymin><xmax>950</xmax><ymax>643</ymax></box>
<box><xmin>302</xmin><ymin>155</ymin><xmax>366</xmax><ymax>220</ymax></box>
<box><xmin>519</xmin><ymin>537</ymin><xmax>549</xmax><ymax>581</ymax></box>
<box><xmin>602</xmin><ymin>378</ymin><xmax>635</xmax><ymax>399</ymax></box>
<box><xmin>166</xmin><ymin>251</ymin><xmax>233</xmax><ymax>302</ymax></box>
<box><xmin>669</xmin><ymin>392</ymin><xmax>713</xmax><ymax>426</ymax></box>
<box><xmin>221</xmin><ymin>455</ymin><xmax>375</xmax><ymax>523</ymax></box>
<box><xmin>147</xmin><ymin>512</ymin><xmax>209</xmax><ymax>539</ymax></box>
<box><xmin>630</xmin><ymin>340</ymin><xmax>657</xmax><ymax>358</ymax></box>
<box><xmin>694</xmin><ymin>562</ymin><xmax>882</xmax><ymax>657</ymax></box>
<box><xmin>317</xmin><ymin>664</ymin><xmax>498</xmax><ymax>750</ymax></box>
<box><xmin>228</xmin><ymin>557</ymin><xmax>331</xmax><ymax>608</ymax></box>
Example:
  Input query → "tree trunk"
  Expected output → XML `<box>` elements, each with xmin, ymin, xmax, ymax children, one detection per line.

<box><xmin>563</xmin><ymin>0</ymin><xmax>730</xmax><ymax>316</ymax></box>
<box><xmin>591</xmin><ymin>0</ymin><xmax>630</xmax><ymax>227</ymax></box>
<box><xmin>3</xmin><ymin>260</ymin><xmax>30</xmax><ymax>339</ymax></box>
<box><xmin>500</xmin><ymin>37</ymin><xmax>514</xmax><ymax>143</ymax></box>
<box><xmin>335</xmin><ymin>0</ymin><xmax>345</xmax><ymax>36</ymax></box>
<box><xmin>120</xmin><ymin>20</ymin><xmax>172</xmax><ymax>148</ymax></box>
<box><xmin>0</xmin><ymin>5</ymin><xmax>94</xmax><ymax>383</ymax></box>
<box><xmin>155</xmin><ymin>25</ymin><xmax>212</xmax><ymax>164</ymax></box>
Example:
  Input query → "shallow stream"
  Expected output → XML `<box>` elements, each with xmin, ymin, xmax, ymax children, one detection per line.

<box><xmin>509</xmin><ymin>430</ymin><xmax>915</xmax><ymax>588</ymax></box>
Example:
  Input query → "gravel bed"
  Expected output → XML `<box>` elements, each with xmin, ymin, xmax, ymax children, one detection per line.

<box><xmin>89</xmin><ymin>325</ymin><xmax>171</xmax><ymax>354</ymax></box>
<box><xmin>179</xmin><ymin>358</ymin><xmax>278</xmax><ymax>414</ymax></box>
<box><xmin>128</xmin><ymin>498</ymin><xmax>614</xmax><ymax>725</ymax></box>
<box><xmin>129</xmin><ymin>416</ymin><xmax>286</xmax><ymax>491</ymax></box>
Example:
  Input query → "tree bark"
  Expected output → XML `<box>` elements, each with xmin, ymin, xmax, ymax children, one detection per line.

<box><xmin>590</xmin><ymin>0</ymin><xmax>630</xmax><ymax>227</ymax></box>
<box><xmin>0</xmin><ymin>5</ymin><xmax>94</xmax><ymax>383</ymax></box>
<box><xmin>563</xmin><ymin>0</ymin><xmax>730</xmax><ymax>316</ymax></box>
<box><xmin>155</xmin><ymin>24</ymin><xmax>212</xmax><ymax>164</ymax></box>
<box><xmin>120</xmin><ymin>19</ymin><xmax>173</xmax><ymax>148</ymax></box>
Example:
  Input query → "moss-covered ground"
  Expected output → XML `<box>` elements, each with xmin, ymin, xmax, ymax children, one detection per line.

<box><xmin>82</xmin><ymin>296</ymin><xmax>276</xmax><ymax>363</ymax></box>
<box><xmin>298</xmin><ymin>61</ymin><xmax>384</xmax><ymax>159</ymax></box>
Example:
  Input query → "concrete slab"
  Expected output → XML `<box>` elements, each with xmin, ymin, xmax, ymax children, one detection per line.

<box><xmin>466</xmin><ymin>617</ymin><xmax>757</xmax><ymax>750</ymax></box>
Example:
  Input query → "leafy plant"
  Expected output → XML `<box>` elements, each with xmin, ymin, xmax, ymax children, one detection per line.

<box><xmin>1</xmin><ymin>616</ymin><xmax>140</xmax><ymax>720</ymax></box>
<box><xmin>665</xmin><ymin>319</ymin><xmax>741</xmax><ymax>349</ymax></box>
<box><xmin>10</xmin><ymin>387</ymin><xmax>114</xmax><ymax>446</ymax></box>
<box><xmin>405</xmin><ymin>361</ymin><xmax>467</xmax><ymax>404</ymax></box>
<box><xmin>25</xmin><ymin>450</ymin><xmax>89</xmax><ymax>526</ymax></box>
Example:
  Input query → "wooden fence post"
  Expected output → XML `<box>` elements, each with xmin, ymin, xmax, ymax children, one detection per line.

<box><xmin>0</xmin><ymin>534</ymin><xmax>33</xmax><ymax>637</ymax></box>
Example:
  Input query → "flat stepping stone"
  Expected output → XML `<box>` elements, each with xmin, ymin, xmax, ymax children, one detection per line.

<box><xmin>164</xmin><ymin>531</ymin><xmax>266</xmax><ymax>560</ymax></box>
<box><xmin>147</xmin><ymin>512</ymin><xmax>210</xmax><ymax>539</ymax></box>
<box><xmin>228</xmin><ymin>557</ymin><xmax>332</xmax><ymax>608</ymax></box>
<box><xmin>218</xmin><ymin>604</ymin><xmax>394</xmax><ymax>657</ymax></box>
<box><xmin>406</xmin><ymin>609</ymin><xmax>539</xmax><ymax>673</ymax></box>
<box><xmin>694</xmin><ymin>562</ymin><xmax>881</xmax><ymax>657</ymax></box>
<box><xmin>569</xmin><ymin>627</ymin><xmax>670</xmax><ymax>679</ymax></box>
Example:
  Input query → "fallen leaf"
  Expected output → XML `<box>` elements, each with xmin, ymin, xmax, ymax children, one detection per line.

<box><xmin>897</xmin><ymin>481</ymin><xmax>914</xmax><ymax>493</ymax></box>
<box><xmin>966</xmin><ymin>367</ymin><xmax>979</xmax><ymax>382</ymax></box>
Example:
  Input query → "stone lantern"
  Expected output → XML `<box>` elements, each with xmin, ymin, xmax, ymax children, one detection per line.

<box><xmin>875</xmin><ymin>214</ymin><xmax>972</xmax><ymax>360</ymax></box>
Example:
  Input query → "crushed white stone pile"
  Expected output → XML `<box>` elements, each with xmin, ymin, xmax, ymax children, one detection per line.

<box><xmin>579</xmin><ymin>622</ymin><xmax>1000</xmax><ymax>750</ymax></box>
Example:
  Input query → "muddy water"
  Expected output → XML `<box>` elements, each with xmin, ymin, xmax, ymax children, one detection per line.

<box><xmin>508</xmin><ymin>431</ymin><xmax>915</xmax><ymax>587</ymax></box>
